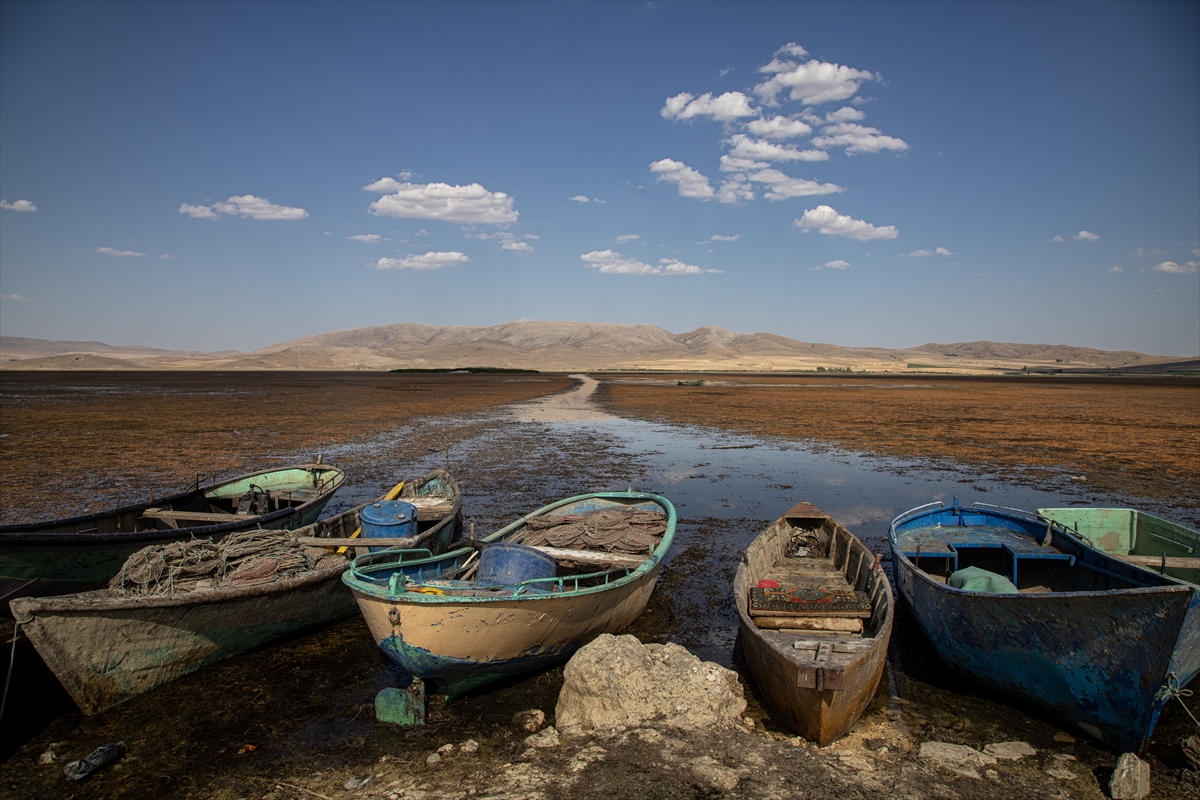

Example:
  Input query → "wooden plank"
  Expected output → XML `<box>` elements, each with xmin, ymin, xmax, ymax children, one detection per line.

<box><xmin>533</xmin><ymin>546</ymin><xmax>646</xmax><ymax>567</ymax></box>
<box><xmin>1115</xmin><ymin>553</ymin><xmax>1199</xmax><ymax>569</ymax></box>
<box><xmin>141</xmin><ymin>509</ymin><xmax>237</xmax><ymax>523</ymax></box>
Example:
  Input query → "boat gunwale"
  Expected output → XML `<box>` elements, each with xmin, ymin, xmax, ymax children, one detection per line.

<box><xmin>888</xmin><ymin>501</ymin><xmax>1196</xmax><ymax>596</ymax></box>
<box><xmin>0</xmin><ymin>464</ymin><xmax>346</xmax><ymax>543</ymax></box>
<box><xmin>344</xmin><ymin>490</ymin><xmax>676</xmax><ymax>604</ymax></box>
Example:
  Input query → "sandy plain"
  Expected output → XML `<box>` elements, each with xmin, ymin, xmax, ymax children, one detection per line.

<box><xmin>1</xmin><ymin>371</ymin><xmax>1197</xmax><ymax>800</ymax></box>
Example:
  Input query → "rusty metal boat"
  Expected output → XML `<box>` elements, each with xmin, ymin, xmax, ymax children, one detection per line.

<box><xmin>734</xmin><ymin>502</ymin><xmax>894</xmax><ymax>745</ymax></box>
<box><xmin>890</xmin><ymin>499</ymin><xmax>1199</xmax><ymax>753</ymax></box>
<box><xmin>9</xmin><ymin>470</ymin><xmax>461</xmax><ymax>715</ymax></box>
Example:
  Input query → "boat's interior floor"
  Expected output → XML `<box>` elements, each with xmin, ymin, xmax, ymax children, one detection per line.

<box><xmin>893</xmin><ymin>525</ymin><xmax>1056</xmax><ymax>556</ymax></box>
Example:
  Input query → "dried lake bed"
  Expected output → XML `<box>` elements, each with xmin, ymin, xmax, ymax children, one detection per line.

<box><xmin>1</xmin><ymin>371</ymin><xmax>1197</xmax><ymax>799</ymax></box>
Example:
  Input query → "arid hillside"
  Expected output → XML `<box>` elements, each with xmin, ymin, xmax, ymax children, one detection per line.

<box><xmin>2</xmin><ymin>321</ymin><xmax>1194</xmax><ymax>373</ymax></box>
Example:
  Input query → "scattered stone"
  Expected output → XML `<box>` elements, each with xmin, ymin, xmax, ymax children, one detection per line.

<box><xmin>555</xmin><ymin>634</ymin><xmax>746</xmax><ymax>734</ymax></box>
<box><xmin>524</xmin><ymin>726</ymin><xmax>560</xmax><ymax>749</ymax></box>
<box><xmin>513</xmin><ymin>709</ymin><xmax>545</xmax><ymax>733</ymax></box>
<box><xmin>344</xmin><ymin>775</ymin><xmax>371</xmax><ymax>790</ymax></box>
<box><xmin>1051</xmin><ymin>753</ymin><xmax>1076</xmax><ymax>762</ymax></box>
<box><xmin>743</xmin><ymin>716</ymin><xmax>756</xmax><ymax>729</ymax></box>
<box><xmin>984</xmin><ymin>769</ymin><xmax>999</xmax><ymax>782</ymax></box>
<box><xmin>1053</xmin><ymin>732</ymin><xmax>1075</xmax><ymax>743</ymax></box>
<box><xmin>38</xmin><ymin>750</ymin><xmax>56</xmax><ymax>764</ymax></box>
<box><xmin>568</xmin><ymin>745</ymin><xmax>607</xmax><ymax>773</ymax></box>
<box><xmin>689</xmin><ymin>755</ymin><xmax>742</xmax><ymax>792</ymax></box>
<box><xmin>425</xmin><ymin>753</ymin><xmax>441</xmax><ymax>767</ymax></box>
<box><xmin>460</xmin><ymin>739</ymin><xmax>479</xmax><ymax>754</ymax></box>
<box><xmin>919</xmin><ymin>741</ymin><xmax>998</xmax><ymax>767</ymax></box>
<box><xmin>376</xmin><ymin>682</ymin><xmax>426</xmax><ymax>726</ymax></box>
<box><xmin>1109</xmin><ymin>752</ymin><xmax>1150</xmax><ymax>800</ymax></box>
<box><xmin>983</xmin><ymin>741</ymin><xmax>1036</xmax><ymax>760</ymax></box>
<box><xmin>1182</xmin><ymin>735</ymin><xmax>1200</xmax><ymax>771</ymax></box>
<box><xmin>632</xmin><ymin>728</ymin><xmax>662</xmax><ymax>743</ymax></box>
<box><xmin>437</xmin><ymin>744</ymin><xmax>454</xmax><ymax>755</ymax></box>
<box><xmin>1046</xmin><ymin>768</ymin><xmax>1077</xmax><ymax>780</ymax></box>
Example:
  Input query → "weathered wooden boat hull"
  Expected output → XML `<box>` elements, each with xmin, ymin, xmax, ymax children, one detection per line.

<box><xmin>1038</xmin><ymin>507</ymin><xmax>1199</xmax><ymax>586</ymax></box>
<box><xmin>344</xmin><ymin>491</ymin><xmax>675</xmax><ymax>698</ymax></box>
<box><xmin>734</xmin><ymin>503</ymin><xmax>893</xmax><ymax>746</ymax></box>
<box><xmin>891</xmin><ymin>501</ymin><xmax>1199</xmax><ymax>753</ymax></box>
<box><xmin>1</xmin><ymin>464</ymin><xmax>346</xmax><ymax>603</ymax></box>
<box><xmin>9</xmin><ymin>470</ymin><xmax>462</xmax><ymax>714</ymax></box>
<box><xmin>11</xmin><ymin>563</ymin><xmax>356</xmax><ymax>715</ymax></box>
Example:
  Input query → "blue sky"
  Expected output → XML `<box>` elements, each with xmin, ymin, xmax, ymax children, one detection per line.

<box><xmin>1</xmin><ymin>1</ymin><xmax>1197</xmax><ymax>356</ymax></box>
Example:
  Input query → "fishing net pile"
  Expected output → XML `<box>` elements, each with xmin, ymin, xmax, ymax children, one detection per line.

<box><xmin>786</xmin><ymin>524</ymin><xmax>827</xmax><ymax>558</ymax></box>
<box><xmin>519</xmin><ymin>510</ymin><xmax>668</xmax><ymax>555</ymax></box>
<box><xmin>108</xmin><ymin>529</ymin><xmax>345</xmax><ymax>596</ymax></box>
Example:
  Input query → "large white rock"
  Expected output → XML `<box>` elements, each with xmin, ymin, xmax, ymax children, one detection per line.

<box><xmin>555</xmin><ymin>634</ymin><xmax>746</xmax><ymax>733</ymax></box>
<box><xmin>1109</xmin><ymin>752</ymin><xmax>1150</xmax><ymax>800</ymax></box>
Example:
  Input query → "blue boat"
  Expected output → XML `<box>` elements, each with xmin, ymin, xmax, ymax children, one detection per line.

<box><xmin>890</xmin><ymin>499</ymin><xmax>1199</xmax><ymax>753</ymax></box>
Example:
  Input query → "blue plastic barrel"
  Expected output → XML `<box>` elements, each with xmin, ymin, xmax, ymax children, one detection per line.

<box><xmin>477</xmin><ymin>542</ymin><xmax>558</xmax><ymax>587</ymax></box>
<box><xmin>359</xmin><ymin>500</ymin><xmax>418</xmax><ymax>553</ymax></box>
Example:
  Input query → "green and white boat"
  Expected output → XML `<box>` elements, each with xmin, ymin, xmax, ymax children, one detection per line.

<box><xmin>1038</xmin><ymin>507</ymin><xmax>1199</xmax><ymax>586</ymax></box>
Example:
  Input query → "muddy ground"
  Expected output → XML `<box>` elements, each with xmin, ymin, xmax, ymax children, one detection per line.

<box><xmin>1</xmin><ymin>371</ymin><xmax>1197</xmax><ymax>800</ymax></box>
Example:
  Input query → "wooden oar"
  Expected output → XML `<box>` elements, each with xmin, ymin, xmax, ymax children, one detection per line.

<box><xmin>1115</xmin><ymin>553</ymin><xmax>1199</xmax><ymax>570</ymax></box>
<box><xmin>335</xmin><ymin>480</ymin><xmax>405</xmax><ymax>556</ymax></box>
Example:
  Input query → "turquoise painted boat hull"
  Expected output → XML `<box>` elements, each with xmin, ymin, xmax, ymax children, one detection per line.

<box><xmin>891</xmin><ymin>501</ymin><xmax>1199</xmax><ymax>754</ymax></box>
<box><xmin>1</xmin><ymin>463</ymin><xmax>346</xmax><ymax>604</ymax></box>
<box><xmin>344</xmin><ymin>491</ymin><xmax>676</xmax><ymax>698</ymax></box>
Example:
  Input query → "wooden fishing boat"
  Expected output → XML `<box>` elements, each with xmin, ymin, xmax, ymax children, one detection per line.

<box><xmin>9</xmin><ymin>469</ymin><xmax>461</xmax><ymax>715</ymax></box>
<box><xmin>1</xmin><ymin>462</ymin><xmax>347</xmax><ymax>604</ymax></box>
<box><xmin>890</xmin><ymin>499</ymin><xmax>1199</xmax><ymax>754</ymax></box>
<box><xmin>734</xmin><ymin>503</ymin><xmax>893</xmax><ymax>745</ymax></box>
<box><xmin>1038</xmin><ymin>507</ymin><xmax>1199</xmax><ymax>586</ymax></box>
<box><xmin>343</xmin><ymin>490</ymin><xmax>675</xmax><ymax>698</ymax></box>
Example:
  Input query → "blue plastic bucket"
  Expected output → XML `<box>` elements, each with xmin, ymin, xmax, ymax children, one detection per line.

<box><xmin>359</xmin><ymin>500</ymin><xmax>418</xmax><ymax>552</ymax></box>
<box><xmin>476</xmin><ymin>542</ymin><xmax>558</xmax><ymax>587</ymax></box>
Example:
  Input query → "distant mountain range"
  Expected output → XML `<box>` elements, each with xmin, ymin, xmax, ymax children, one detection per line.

<box><xmin>1</xmin><ymin>322</ymin><xmax>1195</xmax><ymax>373</ymax></box>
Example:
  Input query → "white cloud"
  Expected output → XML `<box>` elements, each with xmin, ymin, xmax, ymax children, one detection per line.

<box><xmin>1</xmin><ymin>293</ymin><xmax>32</xmax><ymax>300</ymax></box>
<box><xmin>415</xmin><ymin>229</ymin><xmax>430</xmax><ymax>236</ymax></box>
<box><xmin>96</xmin><ymin>246</ymin><xmax>146</xmax><ymax>257</ymax></box>
<box><xmin>349</xmin><ymin>234</ymin><xmax>381</xmax><ymax>243</ymax></box>
<box><xmin>755</xmin><ymin>58</ymin><xmax>876</xmax><ymax>106</ymax></box>
<box><xmin>523</xmin><ymin>234</ymin><xmax>540</xmax><ymax>240</ymax></box>
<box><xmin>726</xmin><ymin>134</ymin><xmax>828</xmax><ymax>162</ymax></box>
<box><xmin>570</xmin><ymin>195</ymin><xmax>590</xmax><ymax>203</ymax></box>
<box><xmin>748</xmin><ymin>169</ymin><xmax>844</xmax><ymax>201</ymax></box>
<box><xmin>159</xmin><ymin>254</ymin><xmax>174</xmax><ymax>260</ymax></box>
<box><xmin>661</xmin><ymin>91</ymin><xmax>757</xmax><ymax>122</ymax></box>
<box><xmin>935</xmin><ymin>247</ymin><xmax>954</xmax><ymax>256</ymax></box>
<box><xmin>1051</xmin><ymin>235</ymin><xmax>1065</xmax><ymax>242</ymax></box>
<box><xmin>211</xmin><ymin>195</ymin><xmax>308</xmax><ymax>221</ymax></box>
<box><xmin>580</xmin><ymin>250</ymin><xmax>721</xmax><ymax>275</ymax></box>
<box><xmin>812</xmin><ymin>122</ymin><xmax>908</xmax><ymax>154</ymax></box>
<box><xmin>0</xmin><ymin>199</ymin><xmax>37</xmax><ymax>212</ymax></box>
<box><xmin>616</xmin><ymin>234</ymin><xmax>640</xmax><ymax>243</ymax></box>
<box><xmin>719</xmin><ymin>155</ymin><xmax>770</xmax><ymax>172</ymax></box>
<box><xmin>793</xmin><ymin>205</ymin><xmax>898</xmax><ymax>240</ymax></box>
<box><xmin>776</xmin><ymin>42</ymin><xmax>809</xmax><ymax>59</ymax></box>
<box><xmin>824</xmin><ymin>107</ymin><xmax>865</xmax><ymax>123</ymax></box>
<box><xmin>823</xmin><ymin>259</ymin><xmax>851</xmax><ymax>269</ymax></box>
<box><xmin>744</xmin><ymin>115</ymin><xmax>812</xmax><ymax>139</ymax></box>
<box><xmin>649</xmin><ymin>158</ymin><xmax>714</xmax><ymax>200</ymax></box>
<box><xmin>1133</xmin><ymin>247</ymin><xmax>1165</xmax><ymax>257</ymax></box>
<box><xmin>475</xmin><ymin>231</ymin><xmax>535</xmax><ymax>252</ymax></box>
<box><xmin>707</xmin><ymin>234</ymin><xmax>740</xmax><ymax>242</ymax></box>
<box><xmin>1108</xmin><ymin>266</ymin><xmax>1123</xmax><ymax>272</ymax></box>
<box><xmin>1152</xmin><ymin>261</ymin><xmax>1198</xmax><ymax>274</ymax></box>
<box><xmin>365</xmin><ymin>180</ymin><xmax>518</xmax><ymax>224</ymax></box>
<box><xmin>179</xmin><ymin>203</ymin><xmax>218</xmax><ymax>220</ymax></box>
<box><xmin>908</xmin><ymin>249</ymin><xmax>932</xmax><ymax>258</ymax></box>
<box><xmin>375</xmin><ymin>252</ymin><xmax>470</xmax><ymax>271</ymax></box>
<box><xmin>1073</xmin><ymin>230</ymin><xmax>1100</xmax><ymax>242</ymax></box>
<box><xmin>716</xmin><ymin>178</ymin><xmax>755</xmax><ymax>204</ymax></box>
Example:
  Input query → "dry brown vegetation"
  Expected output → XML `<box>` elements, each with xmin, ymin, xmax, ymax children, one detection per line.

<box><xmin>598</xmin><ymin>374</ymin><xmax>1200</xmax><ymax>510</ymax></box>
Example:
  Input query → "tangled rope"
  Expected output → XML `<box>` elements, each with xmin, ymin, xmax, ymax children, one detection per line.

<box><xmin>520</xmin><ymin>510</ymin><xmax>666</xmax><ymax>555</ymax></box>
<box><xmin>109</xmin><ymin>529</ymin><xmax>344</xmax><ymax>596</ymax></box>
<box><xmin>1157</xmin><ymin>672</ymin><xmax>1200</xmax><ymax>732</ymax></box>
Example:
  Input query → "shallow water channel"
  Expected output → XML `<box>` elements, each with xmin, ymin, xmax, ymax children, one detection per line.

<box><xmin>2</xmin><ymin>379</ymin><xmax>1195</xmax><ymax>797</ymax></box>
